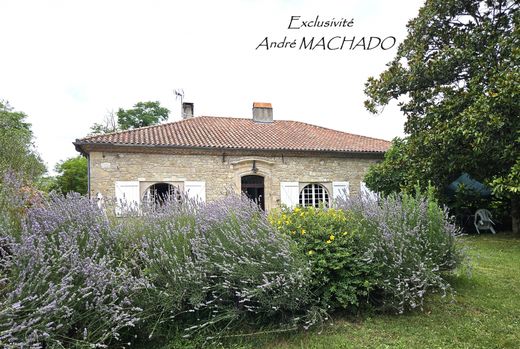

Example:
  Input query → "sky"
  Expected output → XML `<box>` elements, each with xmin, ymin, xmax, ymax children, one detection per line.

<box><xmin>0</xmin><ymin>0</ymin><xmax>425</xmax><ymax>173</ymax></box>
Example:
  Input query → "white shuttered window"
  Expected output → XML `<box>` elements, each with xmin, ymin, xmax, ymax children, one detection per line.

<box><xmin>184</xmin><ymin>181</ymin><xmax>206</xmax><ymax>202</ymax></box>
<box><xmin>114</xmin><ymin>181</ymin><xmax>140</xmax><ymax>216</ymax></box>
<box><xmin>280</xmin><ymin>182</ymin><xmax>299</xmax><ymax>208</ymax></box>
<box><xmin>332</xmin><ymin>181</ymin><xmax>349</xmax><ymax>201</ymax></box>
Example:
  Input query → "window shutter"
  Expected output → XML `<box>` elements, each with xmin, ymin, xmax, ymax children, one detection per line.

<box><xmin>332</xmin><ymin>181</ymin><xmax>349</xmax><ymax>201</ymax></box>
<box><xmin>280</xmin><ymin>182</ymin><xmax>299</xmax><ymax>208</ymax></box>
<box><xmin>360</xmin><ymin>181</ymin><xmax>378</xmax><ymax>201</ymax></box>
<box><xmin>184</xmin><ymin>181</ymin><xmax>206</xmax><ymax>202</ymax></box>
<box><xmin>114</xmin><ymin>181</ymin><xmax>140</xmax><ymax>216</ymax></box>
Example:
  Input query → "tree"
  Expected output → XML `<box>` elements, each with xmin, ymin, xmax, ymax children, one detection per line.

<box><xmin>89</xmin><ymin>110</ymin><xmax>118</xmax><ymax>135</ymax></box>
<box><xmin>364</xmin><ymin>138</ymin><xmax>411</xmax><ymax>196</ymax></box>
<box><xmin>0</xmin><ymin>101</ymin><xmax>46</xmax><ymax>181</ymax></box>
<box><xmin>490</xmin><ymin>158</ymin><xmax>520</xmax><ymax>233</ymax></box>
<box><xmin>117</xmin><ymin>101</ymin><xmax>169</xmax><ymax>130</ymax></box>
<box><xmin>52</xmin><ymin>156</ymin><xmax>88</xmax><ymax>195</ymax></box>
<box><xmin>364</xmin><ymin>0</ymin><xmax>519</xmax><ymax>233</ymax></box>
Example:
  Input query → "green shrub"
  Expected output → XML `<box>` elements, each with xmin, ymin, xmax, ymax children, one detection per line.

<box><xmin>269</xmin><ymin>206</ymin><xmax>377</xmax><ymax>311</ymax></box>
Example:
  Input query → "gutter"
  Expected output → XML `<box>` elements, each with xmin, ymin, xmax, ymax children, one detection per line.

<box><xmin>87</xmin><ymin>154</ymin><xmax>91</xmax><ymax>199</ymax></box>
<box><xmin>72</xmin><ymin>140</ymin><xmax>387</xmax><ymax>157</ymax></box>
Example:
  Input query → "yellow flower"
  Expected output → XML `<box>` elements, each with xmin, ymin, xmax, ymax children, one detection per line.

<box><xmin>326</xmin><ymin>240</ymin><xmax>332</xmax><ymax>244</ymax></box>
<box><xmin>342</xmin><ymin>231</ymin><xmax>348</xmax><ymax>236</ymax></box>
<box><xmin>329</xmin><ymin>235</ymin><xmax>335</xmax><ymax>241</ymax></box>
<box><xmin>307</xmin><ymin>250</ymin><xmax>314</xmax><ymax>255</ymax></box>
<box><xmin>301</xmin><ymin>229</ymin><xmax>306</xmax><ymax>235</ymax></box>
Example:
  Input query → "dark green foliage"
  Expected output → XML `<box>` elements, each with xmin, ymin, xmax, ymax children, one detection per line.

<box><xmin>364</xmin><ymin>0</ymin><xmax>520</xmax><ymax>233</ymax></box>
<box><xmin>364</xmin><ymin>138</ymin><xmax>410</xmax><ymax>196</ymax></box>
<box><xmin>0</xmin><ymin>101</ymin><xmax>46</xmax><ymax>181</ymax></box>
<box><xmin>52</xmin><ymin>156</ymin><xmax>88</xmax><ymax>195</ymax></box>
<box><xmin>117</xmin><ymin>101</ymin><xmax>169</xmax><ymax>130</ymax></box>
<box><xmin>0</xmin><ymin>101</ymin><xmax>46</xmax><ymax>237</ymax></box>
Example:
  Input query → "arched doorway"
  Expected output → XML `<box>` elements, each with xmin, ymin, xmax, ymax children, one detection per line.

<box><xmin>143</xmin><ymin>182</ymin><xmax>180</xmax><ymax>206</ymax></box>
<box><xmin>241</xmin><ymin>175</ymin><xmax>265</xmax><ymax>210</ymax></box>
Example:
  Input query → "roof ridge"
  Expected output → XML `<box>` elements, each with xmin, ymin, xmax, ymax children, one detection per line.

<box><xmin>280</xmin><ymin>119</ymin><xmax>391</xmax><ymax>143</ymax></box>
<box><xmin>201</xmin><ymin>116</ymin><xmax>390</xmax><ymax>143</ymax></box>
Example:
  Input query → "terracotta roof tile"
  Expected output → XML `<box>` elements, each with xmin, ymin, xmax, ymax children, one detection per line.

<box><xmin>76</xmin><ymin>116</ymin><xmax>390</xmax><ymax>153</ymax></box>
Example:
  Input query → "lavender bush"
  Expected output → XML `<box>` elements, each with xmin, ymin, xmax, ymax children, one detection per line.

<box><xmin>0</xmin><ymin>193</ymin><xmax>148</xmax><ymax>348</ymax></box>
<box><xmin>124</xmin><ymin>195</ymin><xmax>313</xmax><ymax>338</ymax></box>
<box><xmin>337</xmin><ymin>187</ymin><xmax>463</xmax><ymax>313</ymax></box>
<box><xmin>0</xmin><ymin>178</ymin><xmax>463</xmax><ymax>347</ymax></box>
<box><xmin>0</xmin><ymin>190</ymin><xmax>315</xmax><ymax>347</ymax></box>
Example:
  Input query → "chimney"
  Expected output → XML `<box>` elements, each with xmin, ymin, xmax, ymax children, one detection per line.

<box><xmin>252</xmin><ymin>102</ymin><xmax>273</xmax><ymax>123</ymax></box>
<box><xmin>182</xmin><ymin>102</ymin><xmax>194</xmax><ymax>119</ymax></box>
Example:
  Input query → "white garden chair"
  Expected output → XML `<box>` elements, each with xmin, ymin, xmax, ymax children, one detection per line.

<box><xmin>474</xmin><ymin>209</ymin><xmax>496</xmax><ymax>234</ymax></box>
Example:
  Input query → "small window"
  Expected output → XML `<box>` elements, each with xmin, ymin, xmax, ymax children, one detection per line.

<box><xmin>299</xmin><ymin>183</ymin><xmax>330</xmax><ymax>207</ymax></box>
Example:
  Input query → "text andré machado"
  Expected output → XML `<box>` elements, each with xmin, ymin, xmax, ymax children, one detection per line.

<box><xmin>255</xmin><ymin>15</ymin><xmax>396</xmax><ymax>51</ymax></box>
<box><xmin>256</xmin><ymin>36</ymin><xmax>396</xmax><ymax>51</ymax></box>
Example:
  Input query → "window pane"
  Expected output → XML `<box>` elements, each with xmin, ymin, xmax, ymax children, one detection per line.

<box><xmin>299</xmin><ymin>184</ymin><xmax>330</xmax><ymax>208</ymax></box>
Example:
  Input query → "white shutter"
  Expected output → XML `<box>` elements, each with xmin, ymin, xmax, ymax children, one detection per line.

<box><xmin>360</xmin><ymin>182</ymin><xmax>378</xmax><ymax>201</ymax></box>
<box><xmin>332</xmin><ymin>181</ymin><xmax>349</xmax><ymax>201</ymax></box>
<box><xmin>280</xmin><ymin>182</ymin><xmax>299</xmax><ymax>208</ymax></box>
<box><xmin>184</xmin><ymin>181</ymin><xmax>206</xmax><ymax>202</ymax></box>
<box><xmin>114</xmin><ymin>181</ymin><xmax>140</xmax><ymax>216</ymax></box>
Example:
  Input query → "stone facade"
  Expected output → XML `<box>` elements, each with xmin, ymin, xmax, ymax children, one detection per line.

<box><xmin>89</xmin><ymin>149</ymin><xmax>380</xmax><ymax>211</ymax></box>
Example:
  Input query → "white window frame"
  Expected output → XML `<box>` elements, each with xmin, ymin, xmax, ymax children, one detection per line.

<box><xmin>299</xmin><ymin>183</ymin><xmax>331</xmax><ymax>208</ymax></box>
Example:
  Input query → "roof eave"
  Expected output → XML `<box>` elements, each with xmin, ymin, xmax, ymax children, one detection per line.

<box><xmin>73</xmin><ymin>141</ymin><xmax>387</xmax><ymax>156</ymax></box>
<box><xmin>73</xmin><ymin>140</ymin><xmax>89</xmax><ymax>156</ymax></box>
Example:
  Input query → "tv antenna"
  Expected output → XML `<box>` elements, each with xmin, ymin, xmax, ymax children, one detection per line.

<box><xmin>174</xmin><ymin>89</ymin><xmax>185</xmax><ymax>104</ymax></box>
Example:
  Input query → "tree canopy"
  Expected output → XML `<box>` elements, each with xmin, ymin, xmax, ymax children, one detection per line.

<box><xmin>364</xmin><ymin>138</ymin><xmax>411</xmax><ymax>197</ymax></box>
<box><xmin>52</xmin><ymin>156</ymin><xmax>88</xmax><ymax>195</ymax></box>
<box><xmin>117</xmin><ymin>101</ymin><xmax>170</xmax><ymax>130</ymax></box>
<box><xmin>89</xmin><ymin>111</ymin><xmax>118</xmax><ymax>135</ymax></box>
<box><xmin>364</xmin><ymin>0</ymin><xmax>519</xmax><ymax>232</ymax></box>
<box><xmin>0</xmin><ymin>101</ymin><xmax>46</xmax><ymax>181</ymax></box>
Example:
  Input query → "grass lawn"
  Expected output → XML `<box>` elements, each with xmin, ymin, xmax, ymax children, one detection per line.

<box><xmin>183</xmin><ymin>233</ymin><xmax>519</xmax><ymax>349</ymax></box>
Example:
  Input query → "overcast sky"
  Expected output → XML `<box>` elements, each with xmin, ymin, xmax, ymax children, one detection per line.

<box><xmin>0</xmin><ymin>0</ymin><xmax>425</xmax><ymax>173</ymax></box>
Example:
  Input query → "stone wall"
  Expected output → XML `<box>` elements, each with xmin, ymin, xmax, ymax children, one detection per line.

<box><xmin>89</xmin><ymin>150</ymin><xmax>379</xmax><ymax>210</ymax></box>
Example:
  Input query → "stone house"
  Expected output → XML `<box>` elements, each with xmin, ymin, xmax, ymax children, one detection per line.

<box><xmin>74</xmin><ymin>103</ymin><xmax>390</xmax><ymax>212</ymax></box>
